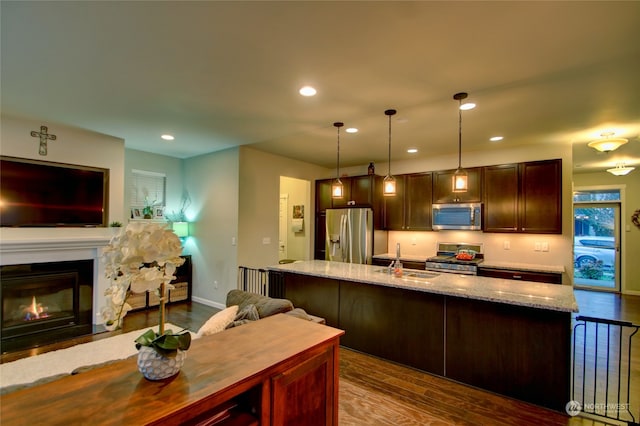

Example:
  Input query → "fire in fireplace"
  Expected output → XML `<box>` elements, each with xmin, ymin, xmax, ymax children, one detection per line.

<box><xmin>1</xmin><ymin>260</ymin><xmax>93</xmax><ymax>353</ymax></box>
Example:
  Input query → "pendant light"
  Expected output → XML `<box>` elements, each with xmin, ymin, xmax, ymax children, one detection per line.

<box><xmin>331</xmin><ymin>122</ymin><xmax>344</xmax><ymax>198</ymax></box>
<box><xmin>452</xmin><ymin>92</ymin><xmax>469</xmax><ymax>193</ymax></box>
<box><xmin>383</xmin><ymin>109</ymin><xmax>397</xmax><ymax>196</ymax></box>
<box><xmin>588</xmin><ymin>132</ymin><xmax>628</xmax><ymax>153</ymax></box>
<box><xmin>606</xmin><ymin>163</ymin><xmax>635</xmax><ymax>176</ymax></box>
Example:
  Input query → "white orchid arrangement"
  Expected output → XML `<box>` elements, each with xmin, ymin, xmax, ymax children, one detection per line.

<box><xmin>101</xmin><ymin>222</ymin><xmax>191</xmax><ymax>355</ymax></box>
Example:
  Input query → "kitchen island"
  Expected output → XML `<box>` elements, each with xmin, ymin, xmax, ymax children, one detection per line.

<box><xmin>268</xmin><ymin>260</ymin><xmax>578</xmax><ymax>412</ymax></box>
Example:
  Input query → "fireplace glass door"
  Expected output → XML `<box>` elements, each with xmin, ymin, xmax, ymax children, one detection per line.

<box><xmin>1</xmin><ymin>260</ymin><xmax>93</xmax><ymax>353</ymax></box>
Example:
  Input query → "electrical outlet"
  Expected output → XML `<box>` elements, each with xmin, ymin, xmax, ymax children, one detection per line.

<box><xmin>503</xmin><ymin>240</ymin><xmax>510</xmax><ymax>250</ymax></box>
<box><xmin>214</xmin><ymin>280</ymin><xmax>218</xmax><ymax>289</ymax></box>
<box><xmin>262</xmin><ymin>237</ymin><xmax>271</xmax><ymax>245</ymax></box>
<box><xmin>541</xmin><ymin>242</ymin><xmax>549</xmax><ymax>252</ymax></box>
<box><xmin>534</xmin><ymin>242</ymin><xmax>541</xmax><ymax>251</ymax></box>
<box><xmin>231</xmin><ymin>237</ymin><xmax>236</xmax><ymax>246</ymax></box>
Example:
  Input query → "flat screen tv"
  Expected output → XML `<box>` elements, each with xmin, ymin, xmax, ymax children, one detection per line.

<box><xmin>0</xmin><ymin>156</ymin><xmax>109</xmax><ymax>227</ymax></box>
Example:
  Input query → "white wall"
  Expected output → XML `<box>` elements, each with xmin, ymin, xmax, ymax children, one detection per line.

<box><xmin>238</xmin><ymin>147</ymin><xmax>329</xmax><ymax>269</ymax></box>
<box><xmin>183</xmin><ymin>148</ymin><xmax>240</xmax><ymax>308</ymax></box>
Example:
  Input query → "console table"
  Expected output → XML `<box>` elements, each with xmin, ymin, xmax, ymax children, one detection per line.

<box><xmin>1</xmin><ymin>314</ymin><xmax>344</xmax><ymax>425</ymax></box>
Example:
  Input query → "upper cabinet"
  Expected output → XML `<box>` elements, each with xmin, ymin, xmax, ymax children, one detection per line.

<box><xmin>432</xmin><ymin>167</ymin><xmax>482</xmax><ymax>203</ymax></box>
<box><xmin>316</xmin><ymin>175</ymin><xmax>381</xmax><ymax>212</ymax></box>
<box><xmin>519</xmin><ymin>160</ymin><xmax>562</xmax><ymax>234</ymax></box>
<box><xmin>383</xmin><ymin>172</ymin><xmax>432</xmax><ymax>231</ymax></box>
<box><xmin>483</xmin><ymin>159</ymin><xmax>562</xmax><ymax>234</ymax></box>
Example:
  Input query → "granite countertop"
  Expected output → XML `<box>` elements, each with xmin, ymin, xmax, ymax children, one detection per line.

<box><xmin>268</xmin><ymin>260</ymin><xmax>578</xmax><ymax>313</ymax></box>
<box><xmin>373</xmin><ymin>253</ymin><xmax>565</xmax><ymax>274</ymax></box>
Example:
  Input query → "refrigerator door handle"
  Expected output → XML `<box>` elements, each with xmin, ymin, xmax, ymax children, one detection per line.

<box><xmin>340</xmin><ymin>214</ymin><xmax>347</xmax><ymax>262</ymax></box>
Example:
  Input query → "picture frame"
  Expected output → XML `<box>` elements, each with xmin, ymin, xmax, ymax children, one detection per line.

<box><xmin>154</xmin><ymin>207</ymin><xmax>164</xmax><ymax>219</ymax></box>
<box><xmin>131</xmin><ymin>208</ymin><xmax>142</xmax><ymax>219</ymax></box>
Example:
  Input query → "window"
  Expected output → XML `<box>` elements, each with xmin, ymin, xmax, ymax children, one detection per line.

<box><xmin>131</xmin><ymin>169</ymin><xmax>166</xmax><ymax>208</ymax></box>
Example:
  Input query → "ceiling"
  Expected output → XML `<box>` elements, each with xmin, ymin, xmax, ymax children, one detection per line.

<box><xmin>2</xmin><ymin>1</ymin><xmax>639</xmax><ymax>174</ymax></box>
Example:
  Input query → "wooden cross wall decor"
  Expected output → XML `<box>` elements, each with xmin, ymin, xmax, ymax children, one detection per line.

<box><xmin>30</xmin><ymin>125</ymin><xmax>57</xmax><ymax>155</ymax></box>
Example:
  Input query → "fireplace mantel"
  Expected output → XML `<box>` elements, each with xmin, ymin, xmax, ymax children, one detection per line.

<box><xmin>0</xmin><ymin>228</ymin><xmax>114</xmax><ymax>325</ymax></box>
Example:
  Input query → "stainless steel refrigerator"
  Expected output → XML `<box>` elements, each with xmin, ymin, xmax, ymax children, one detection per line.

<box><xmin>325</xmin><ymin>208</ymin><xmax>387</xmax><ymax>264</ymax></box>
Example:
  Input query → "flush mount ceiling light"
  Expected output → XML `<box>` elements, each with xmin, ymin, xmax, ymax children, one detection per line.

<box><xmin>383</xmin><ymin>109</ymin><xmax>397</xmax><ymax>196</ymax></box>
<box><xmin>331</xmin><ymin>122</ymin><xmax>344</xmax><ymax>199</ymax></box>
<box><xmin>345</xmin><ymin>127</ymin><xmax>358</xmax><ymax>133</ymax></box>
<box><xmin>588</xmin><ymin>132</ymin><xmax>628</xmax><ymax>153</ymax></box>
<box><xmin>161</xmin><ymin>134</ymin><xmax>175</xmax><ymax>141</ymax></box>
<box><xmin>407</xmin><ymin>148</ymin><xmax>418</xmax><ymax>154</ymax></box>
<box><xmin>606</xmin><ymin>163</ymin><xmax>635</xmax><ymax>176</ymax></box>
<box><xmin>490</xmin><ymin>136</ymin><xmax>504</xmax><ymax>142</ymax></box>
<box><xmin>299</xmin><ymin>86</ymin><xmax>317</xmax><ymax>97</ymax></box>
<box><xmin>452</xmin><ymin>92</ymin><xmax>469</xmax><ymax>193</ymax></box>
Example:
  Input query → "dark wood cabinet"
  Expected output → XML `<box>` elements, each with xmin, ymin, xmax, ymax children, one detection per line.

<box><xmin>520</xmin><ymin>159</ymin><xmax>562</xmax><ymax>233</ymax></box>
<box><xmin>383</xmin><ymin>175</ymin><xmax>405</xmax><ymax>230</ymax></box>
<box><xmin>383</xmin><ymin>172</ymin><xmax>432</xmax><ymax>230</ymax></box>
<box><xmin>483</xmin><ymin>159</ymin><xmax>561</xmax><ymax>234</ymax></box>
<box><xmin>478</xmin><ymin>266</ymin><xmax>562</xmax><ymax>284</ymax></box>
<box><xmin>315</xmin><ymin>179</ymin><xmax>333</xmax><ymax>213</ymax></box>
<box><xmin>316</xmin><ymin>175</ymin><xmax>380</xmax><ymax>211</ymax></box>
<box><xmin>483</xmin><ymin>164</ymin><xmax>519</xmax><ymax>232</ymax></box>
<box><xmin>432</xmin><ymin>167</ymin><xmax>482</xmax><ymax>203</ymax></box>
<box><xmin>271</xmin><ymin>344</ymin><xmax>336</xmax><ymax>426</ymax></box>
<box><xmin>315</xmin><ymin>175</ymin><xmax>382</xmax><ymax>259</ymax></box>
<box><xmin>446</xmin><ymin>297</ymin><xmax>570</xmax><ymax>412</ymax></box>
<box><xmin>280</xmin><ymin>271</ymin><xmax>571</xmax><ymax>412</ymax></box>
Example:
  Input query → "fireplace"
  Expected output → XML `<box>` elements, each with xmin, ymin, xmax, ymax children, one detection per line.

<box><xmin>1</xmin><ymin>260</ymin><xmax>93</xmax><ymax>353</ymax></box>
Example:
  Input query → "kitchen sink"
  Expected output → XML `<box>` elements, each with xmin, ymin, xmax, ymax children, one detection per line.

<box><xmin>374</xmin><ymin>268</ymin><xmax>439</xmax><ymax>280</ymax></box>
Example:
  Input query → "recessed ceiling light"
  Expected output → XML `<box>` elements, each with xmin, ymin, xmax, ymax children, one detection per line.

<box><xmin>345</xmin><ymin>127</ymin><xmax>358</xmax><ymax>133</ymax></box>
<box><xmin>299</xmin><ymin>86</ymin><xmax>317</xmax><ymax>96</ymax></box>
<box><xmin>407</xmin><ymin>148</ymin><xmax>418</xmax><ymax>153</ymax></box>
<box><xmin>490</xmin><ymin>136</ymin><xmax>503</xmax><ymax>142</ymax></box>
<box><xmin>161</xmin><ymin>134</ymin><xmax>175</xmax><ymax>141</ymax></box>
<box><xmin>460</xmin><ymin>102</ymin><xmax>476</xmax><ymax>111</ymax></box>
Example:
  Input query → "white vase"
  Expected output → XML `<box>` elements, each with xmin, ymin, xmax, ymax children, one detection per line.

<box><xmin>137</xmin><ymin>345</ymin><xmax>186</xmax><ymax>380</ymax></box>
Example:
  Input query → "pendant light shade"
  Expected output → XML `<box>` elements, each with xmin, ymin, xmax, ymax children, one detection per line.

<box><xmin>331</xmin><ymin>122</ymin><xmax>344</xmax><ymax>199</ymax></box>
<box><xmin>588</xmin><ymin>132</ymin><xmax>628</xmax><ymax>153</ymax></box>
<box><xmin>383</xmin><ymin>109</ymin><xmax>397</xmax><ymax>196</ymax></box>
<box><xmin>453</xmin><ymin>92</ymin><xmax>469</xmax><ymax>193</ymax></box>
<box><xmin>607</xmin><ymin>163</ymin><xmax>635</xmax><ymax>176</ymax></box>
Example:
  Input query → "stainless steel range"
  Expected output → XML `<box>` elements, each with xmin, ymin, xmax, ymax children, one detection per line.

<box><xmin>425</xmin><ymin>242</ymin><xmax>484</xmax><ymax>275</ymax></box>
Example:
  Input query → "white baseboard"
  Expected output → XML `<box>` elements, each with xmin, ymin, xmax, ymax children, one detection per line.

<box><xmin>191</xmin><ymin>296</ymin><xmax>225</xmax><ymax>310</ymax></box>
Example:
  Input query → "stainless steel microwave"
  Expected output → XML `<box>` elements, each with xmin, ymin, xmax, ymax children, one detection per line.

<box><xmin>432</xmin><ymin>203</ymin><xmax>482</xmax><ymax>230</ymax></box>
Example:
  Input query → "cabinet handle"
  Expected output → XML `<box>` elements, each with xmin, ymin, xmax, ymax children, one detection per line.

<box><xmin>513</xmin><ymin>275</ymin><xmax>522</xmax><ymax>279</ymax></box>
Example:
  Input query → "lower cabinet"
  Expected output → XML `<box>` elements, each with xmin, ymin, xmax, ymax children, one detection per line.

<box><xmin>280</xmin><ymin>272</ymin><xmax>571</xmax><ymax>412</ymax></box>
<box><xmin>478</xmin><ymin>266</ymin><xmax>562</xmax><ymax>284</ymax></box>
<box><xmin>339</xmin><ymin>280</ymin><xmax>444</xmax><ymax>375</ymax></box>
<box><xmin>272</xmin><ymin>345</ymin><xmax>335</xmax><ymax>426</ymax></box>
<box><xmin>445</xmin><ymin>297</ymin><xmax>571</xmax><ymax>412</ymax></box>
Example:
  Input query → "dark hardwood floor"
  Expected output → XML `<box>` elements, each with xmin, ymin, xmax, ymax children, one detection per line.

<box><xmin>2</xmin><ymin>290</ymin><xmax>639</xmax><ymax>425</ymax></box>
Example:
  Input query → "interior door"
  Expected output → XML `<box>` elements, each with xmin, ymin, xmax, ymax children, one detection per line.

<box><xmin>573</xmin><ymin>202</ymin><xmax>620</xmax><ymax>291</ymax></box>
<box><xmin>279</xmin><ymin>194</ymin><xmax>288</xmax><ymax>261</ymax></box>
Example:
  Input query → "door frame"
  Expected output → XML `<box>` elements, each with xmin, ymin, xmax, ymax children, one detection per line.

<box><xmin>573</xmin><ymin>184</ymin><xmax>627</xmax><ymax>293</ymax></box>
